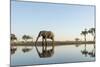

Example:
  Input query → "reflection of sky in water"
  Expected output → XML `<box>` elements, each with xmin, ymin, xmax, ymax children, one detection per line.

<box><xmin>11</xmin><ymin>44</ymin><xmax>95</xmax><ymax>66</ymax></box>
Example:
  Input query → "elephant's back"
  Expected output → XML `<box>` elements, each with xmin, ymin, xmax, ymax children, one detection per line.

<box><xmin>40</xmin><ymin>30</ymin><xmax>54</xmax><ymax>37</ymax></box>
<box><xmin>46</xmin><ymin>31</ymin><xmax>54</xmax><ymax>38</ymax></box>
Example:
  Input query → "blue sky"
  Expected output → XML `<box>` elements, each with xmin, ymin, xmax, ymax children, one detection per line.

<box><xmin>11</xmin><ymin>1</ymin><xmax>95</xmax><ymax>41</ymax></box>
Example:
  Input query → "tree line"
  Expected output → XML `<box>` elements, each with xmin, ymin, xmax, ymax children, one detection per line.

<box><xmin>11</xmin><ymin>34</ymin><xmax>33</xmax><ymax>42</ymax></box>
<box><xmin>75</xmin><ymin>28</ymin><xmax>95</xmax><ymax>42</ymax></box>
<box><xmin>11</xmin><ymin>27</ymin><xmax>95</xmax><ymax>43</ymax></box>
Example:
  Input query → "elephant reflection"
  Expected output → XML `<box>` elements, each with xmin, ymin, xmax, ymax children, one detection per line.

<box><xmin>35</xmin><ymin>31</ymin><xmax>54</xmax><ymax>49</ymax></box>
<box><xmin>11</xmin><ymin>46</ymin><xmax>17</xmax><ymax>55</ymax></box>
<box><xmin>22</xmin><ymin>46</ymin><xmax>33</xmax><ymax>53</ymax></box>
<box><xmin>35</xmin><ymin>45</ymin><xmax>54</xmax><ymax>58</ymax></box>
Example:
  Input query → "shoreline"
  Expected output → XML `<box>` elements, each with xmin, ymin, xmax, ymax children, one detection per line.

<box><xmin>11</xmin><ymin>41</ymin><xmax>95</xmax><ymax>46</ymax></box>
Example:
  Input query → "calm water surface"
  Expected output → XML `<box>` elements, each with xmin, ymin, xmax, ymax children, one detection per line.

<box><xmin>11</xmin><ymin>44</ymin><xmax>95</xmax><ymax>66</ymax></box>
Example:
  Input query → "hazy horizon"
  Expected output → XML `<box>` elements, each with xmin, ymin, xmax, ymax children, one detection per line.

<box><xmin>11</xmin><ymin>1</ymin><xmax>95</xmax><ymax>41</ymax></box>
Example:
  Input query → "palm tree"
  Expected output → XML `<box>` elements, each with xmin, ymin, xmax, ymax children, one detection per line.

<box><xmin>75</xmin><ymin>38</ymin><xmax>80</xmax><ymax>47</ymax></box>
<box><xmin>81</xmin><ymin>28</ymin><xmax>88</xmax><ymax>42</ymax></box>
<box><xmin>22</xmin><ymin>35</ymin><xmax>33</xmax><ymax>43</ymax></box>
<box><xmin>11</xmin><ymin>34</ymin><xmax>17</xmax><ymax>42</ymax></box>
<box><xmin>88</xmin><ymin>28</ymin><xmax>95</xmax><ymax>41</ymax></box>
<box><xmin>27</xmin><ymin>35</ymin><xmax>33</xmax><ymax>42</ymax></box>
<box><xmin>75</xmin><ymin>38</ymin><xmax>80</xmax><ymax>42</ymax></box>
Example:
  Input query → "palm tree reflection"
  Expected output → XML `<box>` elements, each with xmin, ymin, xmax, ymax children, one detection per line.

<box><xmin>88</xmin><ymin>50</ymin><xmax>95</xmax><ymax>57</ymax></box>
<box><xmin>81</xmin><ymin>44</ymin><xmax>95</xmax><ymax>57</ymax></box>
<box><xmin>11</xmin><ymin>46</ymin><xmax>17</xmax><ymax>55</ymax></box>
<box><xmin>22</xmin><ymin>46</ymin><xmax>33</xmax><ymax>53</ymax></box>
<box><xmin>81</xmin><ymin>44</ymin><xmax>88</xmax><ymax>57</ymax></box>
<box><xmin>75</xmin><ymin>43</ymin><xmax>80</xmax><ymax>47</ymax></box>
<box><xmin>35</xmin><ymin>43</ymin><xmax>54</xmax><ymax>58</ymax></box>
<box><xmin>88</xmin><ymin>44</ymin><xmax>95</xmax><ymax>57</ymax></box>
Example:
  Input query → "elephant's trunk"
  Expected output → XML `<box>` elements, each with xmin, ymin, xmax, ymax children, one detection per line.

<box><xmin>35</xmin><ymin>37</ymin><xmax>38</xmax><ymax>46</ymax></box>
<box><xmin>35</xmin><ymin>36</ymin><xmax>39</xmax><ymax>46</ymax></box>
<box><xmin>35</xmin><ymin>32</ymin><xmax>41</xmax><ymax>46</ymax></box>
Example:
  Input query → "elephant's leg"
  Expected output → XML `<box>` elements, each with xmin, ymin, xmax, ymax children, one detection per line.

<box><xmin>42</xmin><ymin>38</ymin><xmax>45</xmax><ymax>50</ymax></box>
<box><xmin>45</xmin><ymin>38</ymin><xmax>47</xmax><ymax>50</ymax></box>
<box><xmin>52</xmin><ymin>38</ymin><xmax>54</xmax><ymax>49</ymax></box>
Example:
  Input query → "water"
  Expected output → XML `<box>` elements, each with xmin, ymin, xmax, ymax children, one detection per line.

<box><xmin>11</xmin><ymin>44</ymin><xmax>95</xmax><ymax>66</ymax></box>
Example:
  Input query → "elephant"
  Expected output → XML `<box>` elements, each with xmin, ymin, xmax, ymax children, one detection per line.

<box><xmin>35</xmin><ymin>45</ymin><xmax>54</xmax><ymax>58</ymax></box>
<box><xmin>35</xmin><ymin>30</ymin><xmax>54</xmax><ymax>49</ymax></box>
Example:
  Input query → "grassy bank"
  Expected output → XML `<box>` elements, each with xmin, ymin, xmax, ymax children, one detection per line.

<box><xmin>11</xmin><ymin>41</ymin><xmax>95</xmax><ymax>46</ymax></box>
